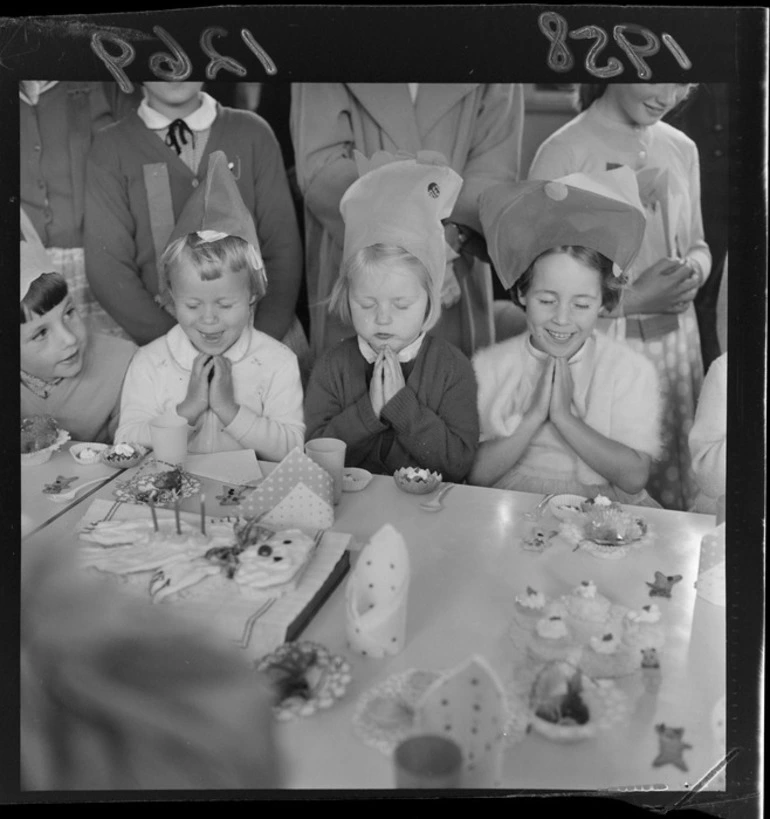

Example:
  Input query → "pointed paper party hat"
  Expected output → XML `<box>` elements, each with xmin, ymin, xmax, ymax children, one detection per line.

<box><xmin>20</xmin><ymin>206</ymin><xmax>56</xmax><ymax>302</ymax></box>
<box><xmin>479</xmin><ymin>166</ymin><xmax>646</xmax><ymax>289</ymax></box>
<box><xmin>340</xmin><ymin>150</ymin><xmax>462</xmax><ymax>301</ymax></box>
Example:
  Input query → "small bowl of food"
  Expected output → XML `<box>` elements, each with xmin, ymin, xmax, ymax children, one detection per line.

<box><xmin>343</xmin><ymin>468</ymin><xmax>373</xmax><ymax>493</ymax></box>
<box><xmin>70</xmin><ymin>442</ymin><xmax>109</xmax><ymax>465</ymax></box>
<box><xmin>101</xmin><ymin>442</ymin><xmax>149</xmax><ymax>470</ymax></box>
<box><xmin>393</xmin><ymin>466</ymin><xmax>442</xmax><ymax>495</ymax></box>
<box><xmin>21</xmin><ymin>416</ymin><xmax>70</xmax><ymax>467</ymax></box>
<box><xmin>549</xmin><ymin>494</ymin><xmax>588</xmax><ymax>521</ymax></box>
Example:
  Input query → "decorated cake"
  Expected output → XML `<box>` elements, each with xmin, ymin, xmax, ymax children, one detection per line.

<box><xmin>101</xmin><ymin>442</ymin><xmax>149</xmax><ymax>469</ymax></box>
<box><xmin>581</xmin><ymin>495</ymin><xmax>647</xmax><ymax>544</ymax></box>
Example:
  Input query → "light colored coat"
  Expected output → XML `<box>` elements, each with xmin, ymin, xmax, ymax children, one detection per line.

<box><xmin>291</xmin><ymin>83</ymin><xmax>525</xmax><ymax>357</ymax></box>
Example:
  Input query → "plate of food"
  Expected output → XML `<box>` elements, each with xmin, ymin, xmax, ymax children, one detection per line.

<box><xmin>548</xmin><ymin>494</ymin><xmax>588</xmax><ymax>521</ymax></box>
<box><xmin>21</xmin><ymin>415</ymin><xmax>70</xmax><ymax>467</ymax></box>
<box><xmin>70</xmin><ymin>442</ymin><xmax>109</xmax><ymax>465</ymax></box>
<box><xmin>113</xmin><ymin>464</ymin><xmax>200</xmax><ymax>506</ymax></box>
<box><xmin>393</xmin><ymin>466</ymin><xmax>442</xmax><ymax>495</ymax></box>
<box><xmin>343</xmin><ymin>467</ymin><xmax>373</xmax><ymax>493</ymax></box>
<box><xmin>101</xmin><ymin>442</ymin><xmax>150</xmax><ymax>469</ymax></box>
<box><xmin>255</xmin><ymin>640</ymin><xmax>352</xmax><ymax>720</ymax></box>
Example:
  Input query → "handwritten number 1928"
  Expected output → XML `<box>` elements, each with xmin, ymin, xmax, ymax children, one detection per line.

<box><xmin>538</xmin><ymin>12</ymin><xmax>691</xmax><ymax>78</ymax></box>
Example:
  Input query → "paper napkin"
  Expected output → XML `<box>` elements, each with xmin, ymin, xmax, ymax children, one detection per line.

<box><xmin>185</xmin><ymin>450</ymin><xmax>263</xmax><ymax>486</ymax></box>
<box><xmin>240</xmin><ymin>447</ymin><xmax>334</xmax><ymax>530</ymax></box>
<box><xmin>415</xmin><ymin>655</ymin><xmax>507</xmax><ymax>788</ymax></box>
<box><xmin>345</xmin><ymin>524</ymin><xmax>410</xmax><ymax>658</ymax></box>
<box><xmin>695</xmin><ymin>523</ymin><xmax>725</xmax><ymax>606</ymax></box>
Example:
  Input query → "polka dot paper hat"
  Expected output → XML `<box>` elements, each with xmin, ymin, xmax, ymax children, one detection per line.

<box><xmin>479</xmin><ymin>167</ymin><xmax>646</xmax><ymax>290</ymax></box>
<box><xmin>20</xmin><ymin>205</ymin><xmax>57</xmax><ymax>303</ymax></box>
<box><xmin>340</xmin><ymin>150</ymin><xmax>463</xmax><ymax>299</ymax></box>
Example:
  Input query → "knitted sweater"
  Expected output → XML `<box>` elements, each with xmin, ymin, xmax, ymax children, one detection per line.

<box><xmin>85</xmin><ymin>105</ymin><xmax>302</xmax><ymax>345</ymax></box>
<box><xmin>304</xmin><ymin>334</ymin><xmax>479</xmax><ymax>482</ymax></box>
<box><xmin>115</xmin><ymin>325</ymin><xmax>304</xmax><ymax>461</ymax></box>
<box><xmin>21</xmin><ymin>333</ymin><xmax>137</xmax><ymax>444</ymax></box>
<box><xmin>472</xmin><ymin>332</ymin><xmax>661</xmax><ymax>490</ymax></box>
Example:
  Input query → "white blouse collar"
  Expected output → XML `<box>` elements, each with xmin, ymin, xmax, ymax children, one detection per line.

<box><xmin>525</xmin><ymin>332</ymin><xmax>595</xmax><ymax>365</ymax></box>
<box><xmin>138</xmin><ymin>91</ymin><xmax>218</xmax><ymax>131</ymax></box>
<box><xmin>357</xmin><ymin>333</ymin><xmax>426</xmax><ymax>364</ymax></box>
<box><xmin>165</xmin><ymin>324</ymin><xmax>253</xmax><ymax>370</ymax></box>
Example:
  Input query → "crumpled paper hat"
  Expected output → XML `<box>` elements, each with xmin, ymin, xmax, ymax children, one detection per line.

<box><xmin>20</xmin><ymin>206</ymin><xmax>56</xmax><ymax>303</ymax></box>
<box><xmin>345</xmin><ymin>524</ymin><xmax>410</xmax><ymax>658</ymax></box>
<box><xmin>416</xmin><ymin>655</ymin><xmax>507</xmax><ymax>787</ymax></box>
<box><xmin>165</xmin><ymin>149</ymin><xmax>263</xmax><ymax>261</ymax></box>
<box><xmin>241</xmin><ymin>447</ymin><xmax>334</xmax><ymax>530</ymax></box>
<box><xmin>479</xmin><ymin>166</ymin><xmax>646</xmax><ymax>289</ymax></box>
<box><xmin>340</xmin><ymin>150</ymin><xmax>462</xmax><ymax>299</ymax></box>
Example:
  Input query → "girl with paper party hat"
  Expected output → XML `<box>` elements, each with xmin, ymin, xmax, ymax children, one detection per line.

<box><xmin>529</xmin><ymin>84</ymin><xmax>709</xmax><ymax>511</ymax></box>
<box><xmin>115</xmin><ymin>152</ymin><xmax>305</xmax><ymax>461</ymax></box>
<box><xmin>303</xmin><ymin>151</ymin><xmax>480</xmax><ymax>483</ymax></box>
<box><xmin>20</xmin><ymin>206</ymin><xmax>137</xmax><ymax>444</ymax></box>
<box><xmin>470</xmin><ymin>168</ymin><xmax>662</xmax><ymax>507</ymax></box>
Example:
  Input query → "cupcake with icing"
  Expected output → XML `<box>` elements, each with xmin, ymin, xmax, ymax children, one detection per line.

<box><xmin>621</xmin><ymin>604</ymin><xmax>666</xmax><ymax>651</ymax></box>
<box><xmin>579</xmin><ymin>629</ymin><xmax>637</xmax><ymax>678</ymax></box>
<box><xmin>513</xmin><ymin>586</ymin><xmax>548</xmax><ymax>628</ymax></box>
<box><xmin>561</xmin><ymin>580</ymin><xmax>616</xmax><ymax>641</ymax></box>
<box><xmin>527</xmin><ymin>614</ymin><xmax>581</xmax><ymax>664</ymax></box>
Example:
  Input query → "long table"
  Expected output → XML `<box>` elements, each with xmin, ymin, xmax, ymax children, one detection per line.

<box><xmin>21</xmin><ymin>462</ymin><xmax>723</xmax><ymax>792</ymax></box>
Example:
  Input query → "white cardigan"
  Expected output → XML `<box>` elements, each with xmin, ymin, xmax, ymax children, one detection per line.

<box><xmin>472</xmin><ymin>332</ymin><xmax>662</xmax><ymax>488</ymax></box>
<box><xmin>116</xmin><ymin>325</ymin><xmax>305</xmax><ymax>461</ymax></box>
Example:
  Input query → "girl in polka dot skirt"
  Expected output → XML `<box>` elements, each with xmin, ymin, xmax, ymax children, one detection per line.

<box><xmin>529</xmin><ymin>84</ymin><xmax>711</xmax><ymax>510</ymax></box>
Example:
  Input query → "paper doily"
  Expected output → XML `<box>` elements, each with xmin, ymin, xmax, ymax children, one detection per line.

<box><xmin>255</xmin><ymin>641</ymin><xmax>352</xmax><ymax>721</ymax></box>
<box><xmin>352</xmin><ymin>667</ymin><xmax>530</xmax><ymax>755</ymax></box>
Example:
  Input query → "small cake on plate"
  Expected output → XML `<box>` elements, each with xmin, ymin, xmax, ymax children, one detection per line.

<box><xmin>70</xmin><ymin>442</ymin><xmax>109</xmax><ymax>465</ymax></box>
<box><xmin>393</xmin><ymin>466</ymin><xmax>442</xmax><ymax>494</ymax></box>
<box><xmin>527</xmin><ymin>614</ymin><xmax>580</xmax><ymax>664</ymax></box>
<box><xmin>101</xmin><ymin>442</ymin><xmax>149</xmax><ymax>469</ymax></box>
<box><xmin>621</xmin><ymin>604</ymin><xmax>666</xmax><ymax>651</ymax></box>
<box><xmin>513</xmin><ymin>586</ymin><xmax>548</xmax><ymax>628</ymax></box>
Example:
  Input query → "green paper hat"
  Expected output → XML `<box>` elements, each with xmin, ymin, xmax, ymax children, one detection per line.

<box><xmin>479</xmin><ymin>167</ymin><xmax>646</xmax><ymax>290</ymax></box>
<box><xmin>340</xmin><ymin>150</ymin><xmax>463</xmax><ymax>298</ymax></box>
<box><xmin>166</xmin><ymin>150</ymin><xmax>263</xmax><ymax>262</ymax></box>
<box><xmin>20</xmin><ymin>206</ymin><xmax>57</xmax><ymax>303</ymax></box>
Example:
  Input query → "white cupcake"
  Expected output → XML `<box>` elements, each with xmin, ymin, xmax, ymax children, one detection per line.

<box><xmin>513</xmin><ymin>586</ymin><xmax>548</xmax><ymax>628</ymax></box>
<box><xmin>579</xmin><ymin>630</ymin><xmax>637</xmax><ymax>678</ymax></box>
<box><xmin>561</xmin><ymin>581</ymin><xmax>615</xmax><ymax>641</ymax></box>
<box><xmin>621</xmin><ymin>604</ymin><xmax>666</xmax><ymax>651</ymax></box>
<box><xmin>527</xmin><ymin>615</ymin><xmax>580</xmax><ymax>664</ymax></box>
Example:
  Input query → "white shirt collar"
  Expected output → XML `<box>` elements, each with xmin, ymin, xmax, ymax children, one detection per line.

<box><xmin>19</xmin><ymin>81</ymin><xmax>59</xmax><ymax>106</ymax></box>
<box><xmin>137</xmin><ymin>91</ymin><xmax>218</xmax><ymax>131</ymax></box>
<box><xmin>165</xmin><ymin>323</ymin><xmax>253</xmax><ymax>370</ymax></box>
<box><xmin>357</xmin><ymin>333</ymin><xmax>426</xmax><ymax>364</ymax></box>
<box><xmin>525</xmin><ymin>332</ymin><xmax>595</xmax><ymax>365</ymax></box>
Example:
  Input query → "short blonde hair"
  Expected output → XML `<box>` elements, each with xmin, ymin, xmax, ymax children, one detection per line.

<box><xmin>328</xmin><ymin>244</ymin><xmax>441</xmax><ymax>332</ymax></box>
<box><xmin>158</xmin><ymin>233</ymin><xmax>267</xmax><ymax>307</ymax></box>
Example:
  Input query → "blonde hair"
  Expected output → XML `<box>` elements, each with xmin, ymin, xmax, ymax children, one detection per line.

<box><xmin>158</xmin><ymin>233</ymin><xmax>267</xmax><ymax>308</ymax></box>
<box><xmin>328</xmin><ymin>244</ymin><xmax>440</xmax><ymax>332</ymax></box>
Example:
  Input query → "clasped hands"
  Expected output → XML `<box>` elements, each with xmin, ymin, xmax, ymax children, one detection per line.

<box><xmin>177</xmin><ymin>353</ymin><xmax>238</xmax><ymax>427</ymax></box>
<box><xmin>623</xmin><ymin>257</ymin><xmax>703</xmax><ymax>316</ymax></box>
<box><xmin>527</xmin><ymin>356</ymin><xmax>575</xmax><ymax>429</ymax></box>
<box><xmin>369</xmin><ymin>346</ymin><xmax>406</xmax><ymax>418</ymax></box>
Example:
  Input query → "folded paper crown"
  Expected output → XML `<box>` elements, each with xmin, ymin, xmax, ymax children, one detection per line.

<box><xmin>21</xmin><ymin>206</ymin><xmax>56</xmax><ymax>303</ymax></box>
<box><xmin>479</xmin><ymin>166</ymin><xmax>646</xmax><ymax>290</ymax></box>
<box><xmin>340</xmin><ymin>150</ymin><xmax>463</xmax><ymax>301</ymax></box>
<box><xmin>241</xmin><ymin>448</ymin><xmax>334</xmax><ymax>530</ymax></box>
<box><xmin>159</xmin><ymin>150</ymin><xmax>264</xmax><ymax>293</ymax></box>
<box><xmin>345</xmin><ymin>523</ymin><xmax>410</xmax><ymax>658</ymax></box>
<box><xmin>416</xmin><ymin>655</ymin><xmax>507</xmax><ymax>787</ymax></box>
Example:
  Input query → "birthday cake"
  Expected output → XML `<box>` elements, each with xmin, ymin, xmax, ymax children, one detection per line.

<box><xmin>581</xmin><ymin>495</ymin><xmax>647</xmax><ymax>544</ymax></box>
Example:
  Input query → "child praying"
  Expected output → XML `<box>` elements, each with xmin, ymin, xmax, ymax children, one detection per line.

<box><xmin>303</xmin><ymin>151</ymin><xmax>480</xmax><ymax>482</ymax></box>
<box><xmin>470</xmin><ymin>168</ymin><xmax>662</xmax><ymax>507</ymax></box>
<box><xmin>116</xmin><ymin>152</ymin><xmax>304</xmax><ymax>461</ymax></box>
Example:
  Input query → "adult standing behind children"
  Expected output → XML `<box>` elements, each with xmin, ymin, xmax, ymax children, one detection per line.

<box><xmin>528</xmin><ymin>83</ymin><xmax>711</xmax><ymax>511</ymax></box>
<box><xmin>291</xmin><ymin>83</ymin><xmax>525</xmax><ymax>358</ymax></box>
<box><xmin>21</xmin><ymin>80</ymin><xmax>139</xmax><ymax>337</ymax></box>
<box><xmin>85</xmin><ymin>81</ymin><xmax>308</xmax><ymax>374</ymax></box>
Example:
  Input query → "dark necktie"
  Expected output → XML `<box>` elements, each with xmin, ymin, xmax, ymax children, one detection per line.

<box><xmin>165</xmin><ymin>118</ymin><xmax>194</xmax><ymax>155</ymax></box>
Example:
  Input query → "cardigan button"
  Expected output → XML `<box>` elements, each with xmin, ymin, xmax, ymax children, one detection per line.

<box><xmin>192</xmin><ymin>179</ymin><xmax>199</xmax><ymax>188</ymax></box>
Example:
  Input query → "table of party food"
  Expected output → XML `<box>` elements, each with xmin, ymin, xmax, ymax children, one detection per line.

<box><xmin>21</xmin><ymin>434</ymin><xmax>726</xmax><ymax>792</ymax></box>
